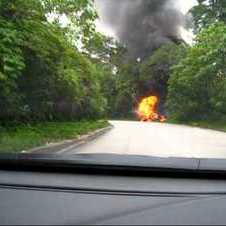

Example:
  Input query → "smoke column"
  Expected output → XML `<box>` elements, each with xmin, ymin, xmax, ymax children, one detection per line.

<box><xmin>95</xmin><ymin>0</ymin><xmax>196</xmax><ymax>59</ymax></box>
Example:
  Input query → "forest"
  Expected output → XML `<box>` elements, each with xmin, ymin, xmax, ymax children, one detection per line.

<box><xmin>1</xmin><ymin>0</ymin><xmax>226</xmax><ymax>126</ymax></box>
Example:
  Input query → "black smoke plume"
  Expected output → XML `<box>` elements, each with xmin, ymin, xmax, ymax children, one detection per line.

<box><xmin>95</xmin><ymin>0</ymin><xmax>191</xmax><ymax>59</ymax></box>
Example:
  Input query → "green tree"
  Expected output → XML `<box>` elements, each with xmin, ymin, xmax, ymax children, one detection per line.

<box><xmin>42</xmin><ymin>0</ymin><xmax>97</xmax><ymax>44</ymax></box>
<box><xmin>191</xmin><ymin>0</ymin><xmax>226</xmax><ymax>32</ymax></box>
<box><xmin>0</xmin><ymin>19</ymin><xmax>25</xmax><ymax>120</ymax></box>
<box><xmin>167</xmin><ymin>22</ymin><xmax>226</xmax><ymax>121</ymax></box>
<box><xmin>113</xmin><ymin>61</ymin><xmax>141</xmax><ymax>118</ymax></box>
<box><xmin>0</xmin><ymin>0</ymin><xmax>107</xmax><ymax>122</ymax></box>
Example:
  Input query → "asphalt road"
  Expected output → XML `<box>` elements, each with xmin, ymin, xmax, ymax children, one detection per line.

<box><xmin>65</xmin><ymin>120</ymin><xmax>226</xmax><ymax>159</ymax></box>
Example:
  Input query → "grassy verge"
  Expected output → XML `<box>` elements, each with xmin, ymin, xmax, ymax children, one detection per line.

<box><xmin>169</xmin><ymin>119</ymin><xmax>226</xmax><ymax>133</ymax></box>
<box><xmin>187</xmin><ymin>120</ymin><xmax>226</xmax><ymax>132</ymax></box>
<box><xmin>0</xmin><ymin>120</ymin><xmax>109</xmax><ymax>153</ymax></box>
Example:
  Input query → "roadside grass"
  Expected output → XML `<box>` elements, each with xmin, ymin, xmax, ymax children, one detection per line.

<box><xmin>187</xmin><ymin>120</ymin><xmax>226</xmax><ymax>133</ymax></box>
<box><xmin>0</xmin><ymin>120</ymin><xmax>109</xmax><ymax>153</ymax></box>
<box><xmin>169</xmin><ymin>118</ymin><xmax>226</xmax><ymax>133</ymax></box>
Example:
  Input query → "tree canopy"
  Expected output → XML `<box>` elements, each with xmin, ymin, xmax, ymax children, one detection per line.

<box><xmin>0</xmin><ymin>0</ymin><xmax>109</xmax><ymax>122</ymax></box>
<box><xmin>191</xmin><ymin>0</ymin><xmax>226</xmax><ymax>32</ymax></box>
<box><xmin>1</xmin><ymin>0</ymin><xmax>226</xmax><ymax>124</ymax></box>
<box><xmin>167</xmin><ymin>22</ymin><xmax>226</xmax><ymax>121</ymax></box>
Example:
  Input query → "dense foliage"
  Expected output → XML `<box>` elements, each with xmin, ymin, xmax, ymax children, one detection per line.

<box><xmin>166</xmin><ymin>1</ymin><xmax>226</xmax><ymax>122</ymax></box>
<box><xmin>167</xmin><ymin>22</ymin><xmax>226</xmax><ymax>121</ymax></box>
<box><xmin>1</xmin><ymin>0</ymin><xmax>226</xmax><ymax>125</ymax></box>
<box><xmin>191</xmin><ymin>0</ymin><xmax>226</xmax><ymax>32</ymax></box>
<box><xmin>0</xmin><ymin>0</ymin><xmax>108</xmax><ymax>122</ymax></box>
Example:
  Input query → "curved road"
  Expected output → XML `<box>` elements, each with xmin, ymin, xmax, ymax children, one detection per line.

<box><xmin>65</xmin><ymin>120</ymin><xmax>226</xmax><ymax>159</ymax></box>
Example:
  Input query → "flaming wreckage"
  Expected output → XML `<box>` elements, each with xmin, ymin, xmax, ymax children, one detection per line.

<box><xmin>137</xmin><ymin>96</ymin><xmax>167</xmax><ymax>122</ymax></box>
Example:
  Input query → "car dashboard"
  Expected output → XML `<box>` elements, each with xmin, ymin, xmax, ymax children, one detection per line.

<box><xmin>1</xmin><ymin>154</ymin><xmax>226</xmax><ymax>225</ymax></box>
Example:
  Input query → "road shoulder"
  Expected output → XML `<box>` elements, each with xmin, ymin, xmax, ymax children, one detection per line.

<box><xmin>25</xmin><ymin>126</ymin><xmax>113</xmax><ymax>154</ymax></box>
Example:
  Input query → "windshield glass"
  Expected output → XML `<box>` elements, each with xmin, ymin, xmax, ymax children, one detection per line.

<box><xmin>1</xmin><ymin>0</ymin><xmax>226</xmax><ymax>160</ymax></box>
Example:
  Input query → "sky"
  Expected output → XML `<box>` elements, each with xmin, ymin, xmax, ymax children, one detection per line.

<box><xmin>169</xmin><ymin>0</ymin><xmax>198</xmax><ymax>14</ymax></box>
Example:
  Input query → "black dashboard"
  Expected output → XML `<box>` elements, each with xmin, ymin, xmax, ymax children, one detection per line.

<box><xmin>1</xmin><ymin>154</ymin><xmax>226</xmax><ymax>225</ymax></box>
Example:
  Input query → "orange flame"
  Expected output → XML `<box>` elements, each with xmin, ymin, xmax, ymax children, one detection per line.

<box><xmin>137</xmin><ymin>96</ymin><xmax>167</xmax><ymax>122</ymax></box>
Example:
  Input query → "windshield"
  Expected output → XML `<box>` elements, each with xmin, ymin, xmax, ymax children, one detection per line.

<box><xmin>1</xmin><ymin>0</ymin><xmax>226</xmax><ymax>160</ymax></box>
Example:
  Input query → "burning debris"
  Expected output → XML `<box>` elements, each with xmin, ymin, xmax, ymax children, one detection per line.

<box><xmin>137</xmin><ymin>96</ymin><xmax>167</xmax><ymax>122</ymax></box>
